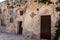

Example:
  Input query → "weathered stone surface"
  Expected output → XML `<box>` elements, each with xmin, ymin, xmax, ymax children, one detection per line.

<box><xmin>0</xmin><ymin>0</ymin><xmax>59</xmax><ymax>40</ymax></box>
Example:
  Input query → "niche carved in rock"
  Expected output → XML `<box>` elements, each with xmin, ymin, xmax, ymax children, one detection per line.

<box><xmin>30</xmin><ymin>12</ymin><xmax>36</xmax><ymax>18</ymax></box>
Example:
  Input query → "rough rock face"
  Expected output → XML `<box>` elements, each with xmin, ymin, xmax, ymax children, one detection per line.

<box><xmin>0</xmin><ymin>0</ymin><xmax>60</xmax><ymax>40</ymax></box>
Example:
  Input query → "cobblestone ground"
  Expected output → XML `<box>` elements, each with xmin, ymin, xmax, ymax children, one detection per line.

<box><xmin>0</xmin><ymin>32</ymin><xmax>53</xmax><ymax>40</ymax></box>
<box><xmin>0</xmin><ymin>32</ymin><xmax>29</xmax><ymax>40</ymax></box>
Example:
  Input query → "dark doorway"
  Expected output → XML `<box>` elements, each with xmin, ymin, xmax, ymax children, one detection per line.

<box><xmin>41</xmin><ymin>15</ymin><xmax>51</xmax><ymax>40</ymax></box>
<box><xmin>18</xmin><ymin>21</ymin><xmax>23</xmax><ymax>35</ymax></box>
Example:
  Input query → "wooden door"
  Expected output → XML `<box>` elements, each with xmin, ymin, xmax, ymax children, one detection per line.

<box><xmin>41</xmin><ymin>15</ymin><xmax>51</xmax><ymax>39</ymax></box>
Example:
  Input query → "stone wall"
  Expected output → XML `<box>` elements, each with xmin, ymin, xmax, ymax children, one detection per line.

<box><xmin>22</xmin><ymin>2</ymin><xmax>59</xmax><ymax>40</ymax></box>
<box><xmin>0</xmin><ymin>0</ymin><xmax>59</xmax><ymax>40</ymax></box>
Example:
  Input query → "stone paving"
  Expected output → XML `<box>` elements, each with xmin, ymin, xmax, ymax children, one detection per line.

<box><xmin>0</xmin><ymin>33</ymin><xmax>28</xmax><ymax>40</ymax></box>
<box><xmin>0</xmin><ymin>32</ymin><xmax>55</xmax><ymax>40</ymax></box>
<box><xmin>0</xmin><ymin>32</ymin><xmax>39</xmax><ymax>40</ymax></box>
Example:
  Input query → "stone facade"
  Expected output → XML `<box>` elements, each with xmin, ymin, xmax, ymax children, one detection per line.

<box><xmin>0</xmin><ymin>0</ymin><xmax>60</xmax><ymax>40</ymax></box>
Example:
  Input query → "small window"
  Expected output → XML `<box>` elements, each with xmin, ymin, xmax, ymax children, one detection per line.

<box><xmin>10</xmin><ymin>17</ymin><xmax>13</xmax><ymax>23</ymax></box>
<box><xmin>20</xmin><ymin>11</ymin><xmax>23</xmax><ymax>15</ymax></box>
<box><xmin>9</xmin><ymin>9</ymin><xmax>13</xmax><ymax>15</ymax></box>
<box><xmin>0</xmin><ymin>8</ymin><xmax>1</xmax><ymax>13</ymax></box>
